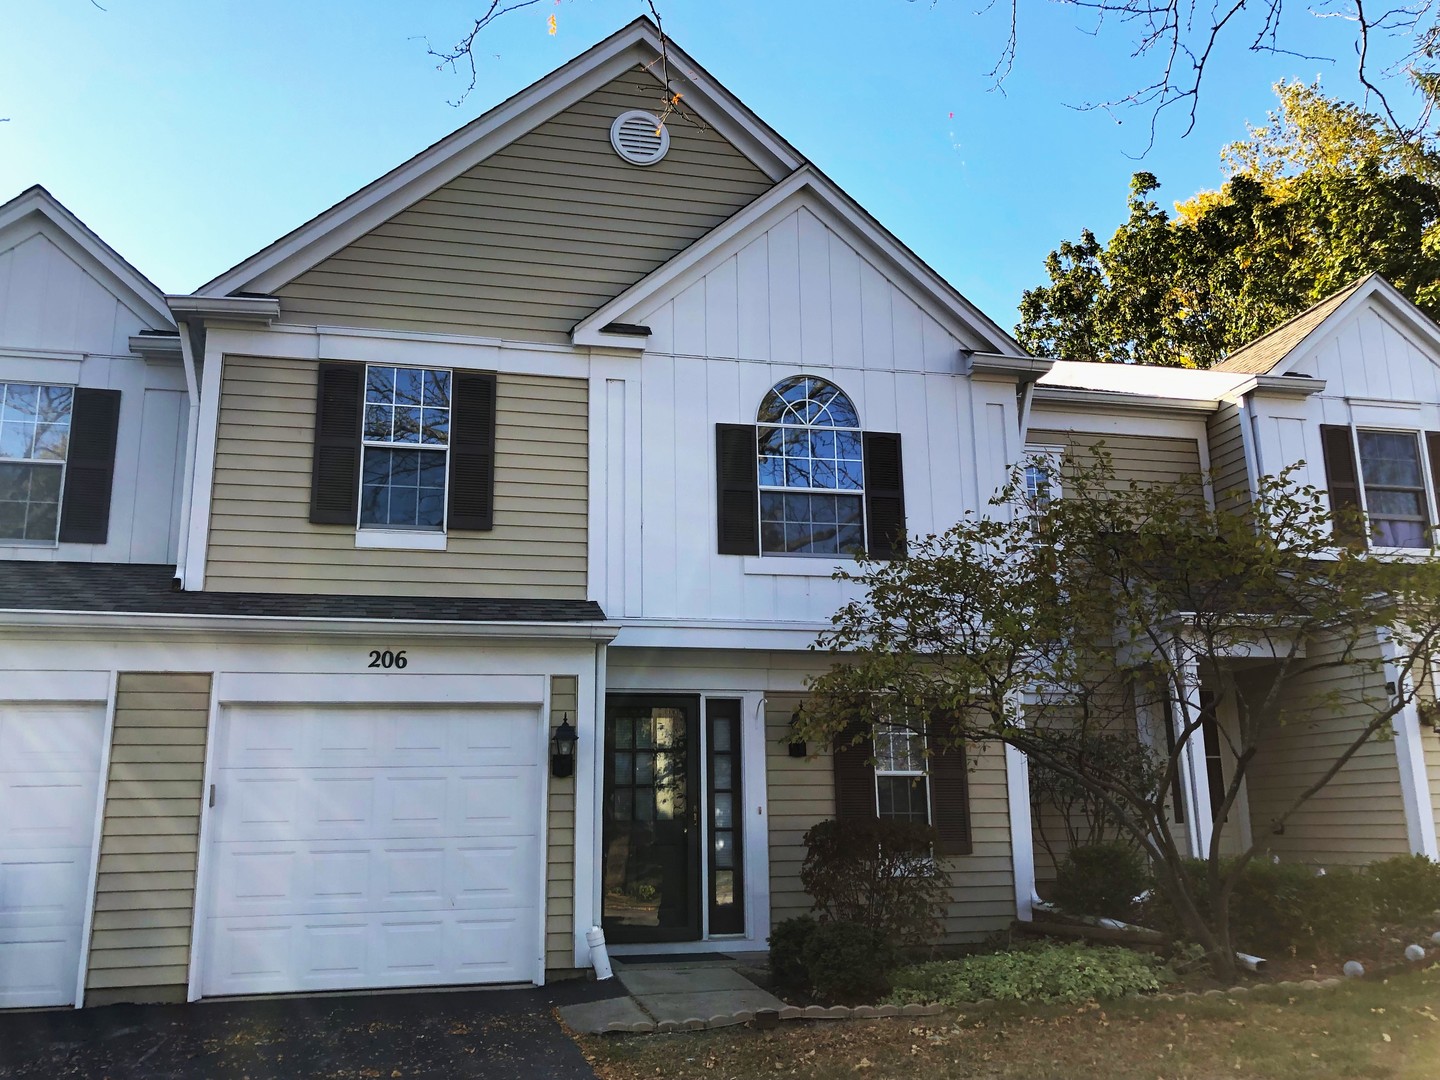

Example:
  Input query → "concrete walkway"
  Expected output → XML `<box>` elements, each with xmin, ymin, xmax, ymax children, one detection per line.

<box><xmin>558</xmin><ymin>954</ymin><xmax>785</xmax><ymax>1034</ymax></box>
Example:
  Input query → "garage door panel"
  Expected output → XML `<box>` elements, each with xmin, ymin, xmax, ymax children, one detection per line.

<box><xmin>0</xmin><ymin>706</ymin><xmax>104</xmax><ymax>774</ymax></box>
<box><xmin>0</xmin><ymin>850</ymin><xmax>92</xmax><ymax>928</ymax></box>
<box><xmin>0</xmin><ymin>776</ymin><xmax>100</xmax><ymax>848</ymax></box>
<box><xmin>0</xmin><ymin>926</ymin><xmax>83</xmax><ymax>1007</ymax></box>
<box><xmin>201</xmin><ymin>703</ymin><xmax>543</xmax><ymax>997</ymax></box>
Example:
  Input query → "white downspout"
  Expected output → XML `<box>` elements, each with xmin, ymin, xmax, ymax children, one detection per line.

<box><xmin>173</xmin><ymin>320</ymin><xmax>202</xmax><ymax>589</ymax></box>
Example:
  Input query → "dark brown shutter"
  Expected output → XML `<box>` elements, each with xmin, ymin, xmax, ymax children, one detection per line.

<box><xmin>1319</xmin><ymin>424</ymin><xmax>1363</xmax><ymax>545</ymax></box>
<box><xmin>863</xmin><ymin>431</ymin><xmax>906</xmax><ymax>559</ymax></box>
<box><xmin>716</xmin><ymin>423</ymin><xmax>759</xmax><ymax>555</ymax></box>
<box><xmin>448</xmin><ymin>371</ymin><xmax>498</xmax><ymax>531</ymax></box>
<box><xmin>832</xmin><ymin>723</ymin><xmax>877</xmax><ymax>821</ymax></box>
<box><xmin>309</xmin><ymin>362</ymin><xmax>363</xmax><ymax>525</ymax></box>
<box><xmin>927</xmin><ymin>712</ymin><xmax>973</xmax><ymax>857</ymax></box>
<box><xmin>57</xmin><ymin>388</ymin><xmax>121</xmax><ymax>544</ymax></box>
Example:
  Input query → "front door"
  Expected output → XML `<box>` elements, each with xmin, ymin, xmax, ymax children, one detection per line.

<box><xmin>601</xmin><ymin>696</ymin><xmax>701</xmax><ymax>943</ymax></box>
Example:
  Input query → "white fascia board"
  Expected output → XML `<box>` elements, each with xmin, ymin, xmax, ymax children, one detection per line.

<box><xmin>0</xmin><ymin>609</ymin><xmax>621</xmax><ymax>641</ymax></box>
<box><xmin>965</xmin><ymin>352</ymin><xmax>1054</xmax><ymax>383</ymax></box>
<box><xmin>573</xmin><ymin>167</ymin><xmax>1022</xmax><ymax>356</ymax></box>
<box><xmin>127</xmin><ymin>334</ymin><xmax>183</xmax><ymax>360</ymax></box>
<box><xmin>1030</xmin><ymin>385</ymin><xmax>1220</xmax><ymax>416</ymax></box>
<box><xmin>167</xmin><ymin>295</ymin><xmax>280</xmax><ymax>323</ymax></box>
<box><xmin>0</xmin><ymin>187</ymin><xmax>173</xmax><ymax>329</ymax></box>
<box><xmin>197</xmin><ymin>23</ymin><xmax>799</xmax><ymax>299</ymax></box>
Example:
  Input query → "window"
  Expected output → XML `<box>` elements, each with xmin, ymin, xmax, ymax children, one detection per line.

<box><xmin>0</xmin><ymin>382</ymin><xmax>72</xmax><ymax>542</ymax></box>
<box><xmin>756</xmin><ymin>376</ymin><xmax>864</xmax><ymax>555</ymax></box>
<box><xmin>1357</xmin><ymin>430</ymin><xmax>1429</xmax><ymax>549</ymax></box>
<box><xmin>874</xmin><ymin>723</ymin><xmax>930</xmax><ymax>825</ymax></box>
<box><xmin>360</xmin><ymin>366</ymin><xmax>450</xmax><ymax>530</ymax></box>
<box><xmin>1022</xmin><ymin>446</ymin><xmax>1062</xmax><ymax>514</ymax></box>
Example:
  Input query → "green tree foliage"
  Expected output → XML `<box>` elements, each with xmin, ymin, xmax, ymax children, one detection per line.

<box><xmin>799</xmin><ymin>451</ymin><xmax>1440</xmax><ymax>978</ymax></box>
<box><xmin>1017</xmin><ymin>83</ymin><xmax>1440</xmax><ymax>368</ymax></box>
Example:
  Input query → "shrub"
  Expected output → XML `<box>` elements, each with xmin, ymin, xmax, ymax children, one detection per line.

<box><xmin>888</xmin><ymin>943</ymin><xmax>1169</xmax><ymax>1006</ymax></box>
<box><xmin>1366</xmin><ymin>855</ymin><xmax>1440</xmax><ymax>924</ymax></box>
<box><xmin>768</xmin><ymin>915</ymin><xmax>819</xmax><ymax>992</ymax></box>
<box><xmin>800</xmin><ymin>818</ymin><xmax>952</xmax><ymax>945</ymax></box>
<box><xmin>802</xmin><ymin>920</ymin><xmax>897</xmax><ymax>1004</ymax></box>
<box><xmin>1146</xmin><ymin>858</ymin><xmax>1373</xmax><ymax>957</ymax></box>
<box><xmin>1052</xmin><ymin>841</ymin><xmax>1153</xmax><ymax>920</ymax></box>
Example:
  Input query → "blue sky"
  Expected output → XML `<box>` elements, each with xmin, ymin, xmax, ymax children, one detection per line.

<box><xmin>0</xmin><ymin>0</ymin><xmax>1410</xmax><ymax>329</ymax></box>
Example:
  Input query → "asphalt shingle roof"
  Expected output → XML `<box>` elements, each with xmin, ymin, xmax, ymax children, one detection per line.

<box><xmin>0</xmin><ymin>562</ymin><xmax>607</xmax><ymax>623</ymax></box>
<box><xmin>1210</xmin><ymin>276</ymin><xmax>1371</xmax><ymax>375</ymax></box>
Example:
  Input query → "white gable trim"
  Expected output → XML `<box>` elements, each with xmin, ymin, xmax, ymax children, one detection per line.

<box><xmin>571</xmin><ymin>166</ymin><xmax>1025</xmax><ymax>357</ymax></box>
<box><xmin>1266</xmin><ymin>276</ymin><xmax>1440</xmax><ymax>379</ymax></box>
<box><xmin>197</xmin><ymin>20</ymin><xmax>801</xmax><ymax>298</ymax></box>
<box><xmin>0</xmin><ymin>186</ymin><xmax>173</xmax><ymax>331</ymax></box>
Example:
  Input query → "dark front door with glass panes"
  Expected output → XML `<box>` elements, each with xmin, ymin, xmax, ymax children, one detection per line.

<box><xmin>602</xmin><ymin>696</ymin><xmax>747</xmax><ymax>943</ymax></box>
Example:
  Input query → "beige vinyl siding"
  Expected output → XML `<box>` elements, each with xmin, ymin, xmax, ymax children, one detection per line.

<box><xmin>546</xmin><ymin>675</ymin><xmax>579</xmax><ymax>975</ymax></box>
<box><xmin>1028</xmin><ymin>428</ymin><xmax>1204</xmax><ymax>492</ymax></box>
<box><xmin>1244</xmin><ymin>633</ymin><xmax>1411</xmax><ymax>865</ymax></box>
<box><xmin>275</xmin><ymin>68</ymin><xmax>773</xmax><ymax>343</ymax></box>
<box><xmin>765</xmin><ymin>694</ymin><xmax>1015</xmax><ymax>945</ymax></box>
<box><xmin>85</xmin><ymin>672</ymin><xmax>211</xmax><ymax>1005</ymax></box>
<box><xmin>205</xmin><ymin>355</ymin><xmax>587</xmax><ymax>597</ymax></box>
<box><xmin>1206</xmin><ymin>402</ymin><xmax>1251</xmax><ymax>513</ymax></box>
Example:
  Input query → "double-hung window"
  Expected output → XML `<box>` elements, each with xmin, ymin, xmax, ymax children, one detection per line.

<box><xmin>1356</xmin><ymin>430</ymin><xmax>1429</xmax><ymax>548</ymax></box>
<box><xmin>0</xmin><ymin>382</ymin><xmax>72</xmax><ymax>542</ymax></box>
<box><xmin>874</xmin><ymin>723</ymin><xmax>930</xmax><ymax>825</ymax></box>
<box><xmin>756</xmin><ymin>376</ymin><xmax>865</xmax><ymax>556</ymax></box>
<box><xmin>360</xmin><ymin>366</ymin><xmax>450</xmax><ymax>531</ymax></box>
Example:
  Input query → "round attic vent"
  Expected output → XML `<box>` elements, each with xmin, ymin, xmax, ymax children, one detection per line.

<box><xmin>610</xmin><ymin>110</ymin><xmax>670</xmax><ymax>166</ymax></box>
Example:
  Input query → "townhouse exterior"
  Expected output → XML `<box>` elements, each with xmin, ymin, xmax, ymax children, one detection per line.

<box><xmin>1</xmin><ymin>17</ymin><xmax>1438</xmax><ymax>1012</ymax></box>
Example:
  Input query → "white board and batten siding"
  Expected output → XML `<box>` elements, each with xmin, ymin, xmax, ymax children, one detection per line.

<box><xmin>1249</xmin><ymin>297</ymin><xmax>1440</xmax><ymax>493</ymax></box>
<box><xmin>0</xmin><ymin>215</ymin><xmax>188</xmax><ymax>566</ymax></box>
<box><xmin>205</xmin><ymin>356</ymin><xmax>588</xmax><ymax>598</ymax></box>
<box><xmin>597</xmin><ymin>205</ymin><xmax>1020</xmax><ymax>624</ymax></box>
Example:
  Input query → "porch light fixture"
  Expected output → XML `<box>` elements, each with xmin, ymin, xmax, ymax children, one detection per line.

<box><xmin>551</xmin><ymin>715</ymin><xmax>578</xmax><ymax>778</ymax></box>
<box><xmin>788</xmin><ymin>704</ymin><xmax>807</xmax><ymax>758</ymax></box>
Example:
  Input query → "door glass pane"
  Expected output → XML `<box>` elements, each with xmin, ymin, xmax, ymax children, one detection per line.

<box><xmin>603</xmin><ymin>703</ymin><xmax>694</xmax><ymax>938</ymax></box>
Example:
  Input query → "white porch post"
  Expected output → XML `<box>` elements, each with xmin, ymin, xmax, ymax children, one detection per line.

<box><xmin>1004</xmin><ymin>692</ymin><xmax>1036</xmax><ymax>922</ymax></box>
<box><xmin>1173</xmin><ymin>654</ymin><xmax>1214</xmax><ymax>860</ymax></box>
<box><xmin>1379</xmin><ymin>634</ymin><xmax>1439</xmax><ymax>860</ymax></box>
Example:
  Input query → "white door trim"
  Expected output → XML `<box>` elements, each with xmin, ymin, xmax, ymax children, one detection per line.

<box><xmin>72</xmin><ymin>670</ymin><xmax>119</xmax><ymax>1008</ymax></box>
<box><xmin>185</xmin><ymin>677</ymin><xmax>224</xmax><ymax>1002</ymax></box>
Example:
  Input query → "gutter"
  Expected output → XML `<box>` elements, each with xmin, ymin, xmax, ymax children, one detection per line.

<box><xmin>0</xmin><ymin>609</ymin><xmax>622</xmax><ymax>641</ymax></box>
<box><xmin>1031</xmin><ymin>386</ymin><xmax>1219</xmax><ymax>416</ymax></box>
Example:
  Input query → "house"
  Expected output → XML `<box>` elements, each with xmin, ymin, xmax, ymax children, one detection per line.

<box><xmin>1022</xmin><ymin>274</ymin><xmax>1440</xmax><ymax>894</ymax></box>
<box><xmin>1</xmin><ymin>18</ymin><xmax>1438</xmax><ymax>1013</ymax></box>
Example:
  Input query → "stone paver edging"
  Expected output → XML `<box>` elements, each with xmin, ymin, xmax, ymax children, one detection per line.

<box><xmin>598</xmin><ymin>973</ymin><xmax>1357</xmax><ymax>1034</ymax></box>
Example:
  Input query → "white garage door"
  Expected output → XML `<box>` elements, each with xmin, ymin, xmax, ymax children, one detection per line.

<box><xmin>0</xmin><ymin>702</ymin><xmax>106</xmax><ymax>1008</ymax></box>
<box><xmin>200</xmin><ymin>704</ymin><xmax>542</xmax><ymax>997</ymax></box>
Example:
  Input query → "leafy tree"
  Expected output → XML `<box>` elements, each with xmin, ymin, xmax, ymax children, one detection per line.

<box><xmin>1017</xmin><ymin>83</ymin><xmax>1440</xmax><ymax>367</ymax></box>
<box><xmin>799</xmin><ymin>451</ymin><xmax>1440</xmax><ymax>979</ymax></box>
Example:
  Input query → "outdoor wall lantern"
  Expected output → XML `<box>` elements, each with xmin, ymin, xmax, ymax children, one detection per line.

<box><xmin>551</xmin><ymin>714</ymin><xmax>578</xmax><ymax>778</ymax></box>
<box><xmin>788</xmin><ymin>703</ymin><xmax>807</xmax><ymax>758</ymax></box>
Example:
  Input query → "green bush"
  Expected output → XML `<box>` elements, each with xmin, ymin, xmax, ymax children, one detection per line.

<box><xmin>1052</xmin><ymin>841</ymin><xmax>1153</xmax><ymax>920</ymax></box>
<box><xmin>800</xmin><ymin>818</ymin><xmax>952</xmax><ymax>945</ymax></box>
<box><xmin>802</xmin><ymin>920</ymin><xmax>898</xmax><ymax>1004</ymax></box>
<box><xmin>1366</xmin><ymin>855</ymin><xmax>1440</xmax><ymax>924</ymax></box>
<box><xmin>767</xmin><ymin>915</ymin><xmax>819</xmax><ymax>992</ymax></box>
<box><xmin>1147</xmin><ymin>858</ymin><xmax>1373</xmax><ymax>957</ymax></box>
<box><xmin>888</xmin><ymin>943</ymin><xmax>1170</xmax><ymax>1006</ymax></box>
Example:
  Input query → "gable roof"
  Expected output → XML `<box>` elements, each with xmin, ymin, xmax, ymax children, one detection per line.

<box><xmin>198</xmin><ymin>18</ymin><xmax>803</xmax><ymax>298</ymax></box>
<box><xmin>0</xmin><ymin>184</ymin><xmax>174</xmax><ymax>330</ymax></box>
<box><xmin>1209</xmin><ymin>276</ymin><xmax>1373</xmax><ymax>375</ymax></box>
<box><xmin>572</xmin><ymin>165</ymin><xmax>1027</xmax><ymax>356</ymax></box>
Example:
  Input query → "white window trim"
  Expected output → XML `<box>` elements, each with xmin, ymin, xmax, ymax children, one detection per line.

<box><xmin>1022</xmin><ymin>444</ymin><xmax>1064</xmax><ymax>509</ymax></box>
<box><xmin>0</xmin><ymin>380</ymin><xmax>74</xmax><ymax>545</ymax></box>
<box><xmin>357</xmin><ymin>363</ymin><xmax>452</xmax><ymax>536</ymax></box>
<box><xmin>873</xmin><ymin>723</ymin><xmax>933</xmax><ymax>826</ymax></box>
<box><xmin>1350</xmin><ymin>425</ymin><xmax>1436</xmax><ymax>553</ymax></box>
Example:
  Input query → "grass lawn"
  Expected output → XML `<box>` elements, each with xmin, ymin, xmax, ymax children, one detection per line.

<box><xmin>580</xmin><ymin>966</ymin><xmax>1440</xmax><ymax>1080</ymax></box>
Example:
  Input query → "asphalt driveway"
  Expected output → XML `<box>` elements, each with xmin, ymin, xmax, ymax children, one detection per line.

<box><xmin>0</xmin><ymin>980</ymin><xmax>619</xmax><ymax>1079</ymax></box>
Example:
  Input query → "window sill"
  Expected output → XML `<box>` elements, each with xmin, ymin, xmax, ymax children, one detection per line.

<box><xmin>355</xmin><ymin>529</ymin><xmax>447</xmax><ymax>552</ymax></box>
<box><xmin>742</xmin><ymin>556</ymin><xmax>854</xmax><ymax>577</ymax></box>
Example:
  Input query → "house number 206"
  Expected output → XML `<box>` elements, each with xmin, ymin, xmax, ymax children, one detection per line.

<box><xmin>368</xmin><ymin>650</ymin><xmax>408</xmax><ymax>669</ymax></box>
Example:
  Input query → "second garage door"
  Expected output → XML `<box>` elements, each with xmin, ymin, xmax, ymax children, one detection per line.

<box><xmin>200</xmin><ymin>703</ymin><xmax>542</xmax><ymax>997</ymax></box>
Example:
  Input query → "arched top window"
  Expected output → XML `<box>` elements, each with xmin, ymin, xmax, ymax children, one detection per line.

<box><xmin>755</xmin><ymin>376</ymin><xmax>865</xmax><ymax>555</ymax></box>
